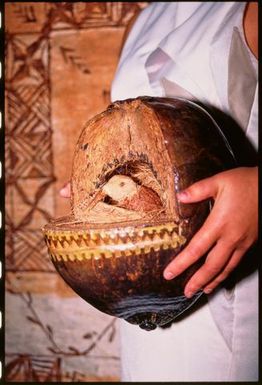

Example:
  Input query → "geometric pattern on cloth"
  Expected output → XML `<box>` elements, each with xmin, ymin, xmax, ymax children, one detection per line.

<box><xmin>5</xmin><ymin>2</ymin><xmax>148</xmax><ymax>274</ymax></box>
<box><xmin>5</xmin><ymin>354</ymin><xmax>62</xmax><ymax>382</ymax></box>
<box><xmin>8</xmin><ymin>229</ymin><xmax>54</xmax><ymax>272</ymax></box>
<box><xmin>7</xmin><ymin>133</ymin><xmax>53</xmax><ymax>179</ymax></box>
<box><xmin>5</xmin><ymin>3</ymin><xmax>147</xmax><ymax>383</ymax></box>
<box><xmin>5</xmin><ymin>28</ymin><xmax>54</xmax><ymax>273</ymax></box>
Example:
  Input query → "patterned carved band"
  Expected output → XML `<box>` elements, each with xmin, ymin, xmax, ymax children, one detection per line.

<box><xmin>43</xmin><ymin>222</ymin><xmax>186</xmax><ymax>262</ymax></box>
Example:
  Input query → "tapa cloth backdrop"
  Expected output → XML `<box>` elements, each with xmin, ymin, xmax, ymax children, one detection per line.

<box><xmin>5</xmin><ymin>2</ymin><xmax>147</xmax><ymax>382</ymax></box>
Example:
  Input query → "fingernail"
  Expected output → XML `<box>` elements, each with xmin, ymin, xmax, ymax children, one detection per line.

<box><xmin>60</xmin><ymin>187</ymin><xmax>70</xmax><ymax>197</ymax></box>
<box><xmin>177</xmin><ymin>190</ymin><xmax>188</xmax><ymax>201</ymax></box>
<box><xmin>185</xmin><ymin>288</ymin><xmax>195</xmax><ymax>298</ymax></box>
<box><xmin>60</xmin><ymin>187</ymin><xmax>67</xmax><ymax>195</ymax></box>
<box><xmin>164</xmin><ymin>271</ymin><xmax>175</xmax><ymax>280</ymax></box>
<box><xmin>204</xmin><ymin>288</ymin><xmax>213</xmax><ymax>294</ymax></box>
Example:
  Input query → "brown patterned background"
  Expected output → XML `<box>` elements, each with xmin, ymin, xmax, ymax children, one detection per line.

<box><xmin>5</xmin><ymin>2</ymin><xmax>147</xmax><ymax>382</ymax></box>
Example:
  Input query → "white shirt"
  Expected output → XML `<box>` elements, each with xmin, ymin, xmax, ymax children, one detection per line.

<box><xmin>112</xmin><ymin>2</ymin><xmax>257</xmax><ymax>147</ymax></box>
<box><xmin>111</xmin><ymin>2</ymin><xmax>258</xmax><ymax>381</ymax></box>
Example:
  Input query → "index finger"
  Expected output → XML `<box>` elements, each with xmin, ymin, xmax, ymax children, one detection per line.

<box><xmin>163</xmin><ymin>213</ymin><xmax>220</xmax><ymax>280</ymax></box>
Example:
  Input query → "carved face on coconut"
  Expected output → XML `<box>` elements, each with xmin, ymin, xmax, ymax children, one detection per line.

<box><xmin>44</xmin><ymin>97</ymin><xmax>235</xmax><ymax>330</ymax></box>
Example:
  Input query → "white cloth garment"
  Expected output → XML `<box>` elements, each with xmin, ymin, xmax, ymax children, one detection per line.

<box><xmin>111</xmin><ymin>2</ymin><xmax>258</xmax><ymax>382</ymax></box>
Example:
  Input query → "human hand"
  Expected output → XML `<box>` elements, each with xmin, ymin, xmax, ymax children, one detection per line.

<box><xmin>60</xmin><ymin>182</ymin><xmax>71</xmax><ymax>198</ymax></box>
<box><xmin>163</xmin><ymin>167</ymin><xmax>258</xmax><ymax>298</ymax></box>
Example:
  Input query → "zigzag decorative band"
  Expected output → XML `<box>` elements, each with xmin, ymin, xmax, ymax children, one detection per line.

<box><xmin>43</xmin><ymin>222</ymin><xmax>186</xmax><ymax>262</ymax></box>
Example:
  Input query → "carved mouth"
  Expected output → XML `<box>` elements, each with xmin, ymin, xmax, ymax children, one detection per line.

<box><xmin>43</xmin><ymin>220</ymin><xmax>186</xmax><ymax>262</ymax></box>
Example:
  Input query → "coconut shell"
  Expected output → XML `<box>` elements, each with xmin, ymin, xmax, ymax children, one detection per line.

<box><xmin>43</xmin><ymin>97</ymin><xmax>235</xmax><ymax>330</ymax></box>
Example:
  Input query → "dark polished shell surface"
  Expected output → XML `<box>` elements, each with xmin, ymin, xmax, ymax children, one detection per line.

<box><xmin>43</xmin><ymin>97</ymin><xmax>235</xmax><ymax>330</ymax></box>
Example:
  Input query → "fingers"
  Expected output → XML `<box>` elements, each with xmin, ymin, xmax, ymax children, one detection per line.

<box><xmin>183</xmin><ymin>239</ymin><xmax>235</xmax><ymax>297</ymax></box>
<box><xmin>178</xmin><ymin>175</ymin><xmax>218</xmax><ymax>203</ymax></box>
<box><xmin>60</xmin><ymin>182</ymin><xmax>71</xmax><ymax>198</ymax></box>
<box><xmin>203</xmin><ymin>248</ymin><xmax>245</xmax><ymax>294</ymax></box>
<box><xmin>163</xmin><ymin>215</ymin><xmax>218</xmax><ymax>280</ymax></box>
<box><xmin>163</xmin><ymin>168</ymin><xmax>258</xmax><ymax>297</ymax></box>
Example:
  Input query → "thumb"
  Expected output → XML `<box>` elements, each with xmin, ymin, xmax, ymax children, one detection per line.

<box><xmin>60</xmin><ymin>182</ymin><xmax>71</xmax><ymax>198</ymax></box>
<box><xmin>177</xmin><ymin>176</ymin><xmax>218</xmax><ymax>203</ymax></box>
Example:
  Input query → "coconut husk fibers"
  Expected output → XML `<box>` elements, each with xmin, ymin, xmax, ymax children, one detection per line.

<box><xmin>43</xmin><ymin>97</ymin><xmax>235</xmax><ymax>330</ymax></box>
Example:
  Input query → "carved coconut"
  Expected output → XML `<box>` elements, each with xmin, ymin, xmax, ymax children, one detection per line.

<box><xmin>43</xmin><ymin>97</ymin><xmax>235</xmax><ymax>330</ymax></box>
